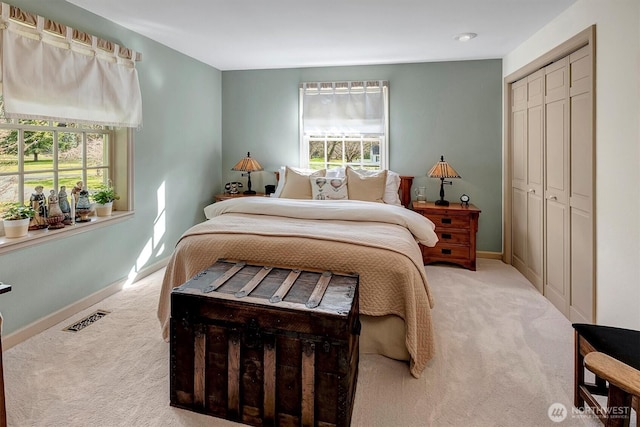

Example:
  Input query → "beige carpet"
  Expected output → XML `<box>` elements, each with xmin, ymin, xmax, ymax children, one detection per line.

<box><xmin>4</xmin><ymin>259</ymin><xmax>607</xmax><ymax>427</ymax></box>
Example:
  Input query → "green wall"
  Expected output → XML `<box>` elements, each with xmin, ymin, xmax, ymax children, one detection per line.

<box><xmin>221</xmin><ymin>61</ymin><xmax>502</xmax><ymax>252</ymax></box>
<box><xmin>0</xmin><ymin>1</ymin><xmax>222</xmax><ymax>335</ymax></box>
<box><xmin>0</xmin><ymin>4</ymin><xmax>502</xmax><ymax>336</ymax></box>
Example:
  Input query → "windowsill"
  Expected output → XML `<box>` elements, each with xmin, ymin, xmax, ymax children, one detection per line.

<box><xmin>0</xmin><ymin>211</ymin><xmax>134</xmax><ymax>255</ymax></box>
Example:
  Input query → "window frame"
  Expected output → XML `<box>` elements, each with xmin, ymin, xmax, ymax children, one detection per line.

<box><xmin>0</xmin><ymin>121</ymin><xmax>134</xmax><ymax>254</ymax></box>
<box><xmin>298</xmin><ymin>82</ymin><xmax>389</xmax><ymax>170</ymax></box>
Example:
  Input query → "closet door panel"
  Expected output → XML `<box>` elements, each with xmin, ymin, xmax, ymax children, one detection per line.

<box><xmin>545</xmin><ymin>101</ymin><xmax>567</xmax><ymax>196</ymax></box>
<box><xmin>526</xmin><ymin>194</ymin><xmax>543</xmax><ymax>291</ymax></box>
<box><xmin>512</xmin><ymin>109</ymin><xmax>527</xmax><ymax>186</ymax></box>
<box><xmin>525</xmin><ymin>71</ymin><xmax>544</xmax><ymax>290</ymax></box>
<box><xmin>570</xmin><ymin>209</ymin><xmax>593</xmax><ymax>322</ymax></box>
<box><xmin>512</xmin><ymin>188</ymin><xmax>527</xmax><ymax>270</ymax></box>
<box><xmin>545</xmin><ymin>201</ymin><xmax>567</xmax><ymax>311</ymax></box>
<box><xmin>511</xmin><ymin>78</ymin><xmax>528</xmax><ymax>277</ymax></box>
<box><xmin>544</xmin><ymin>58</ymin><xmax>569</xmax><ymax>317</ymax></box>
<box><xmin>569</xmin><ymin>46</ymin><xmax>594</xmax><ymax>323</ymax></box>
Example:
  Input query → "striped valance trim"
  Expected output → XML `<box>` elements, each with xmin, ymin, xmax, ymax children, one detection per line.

<box><xmin>1</xmin><ymin>2</ymin><xmax>141</xmax><ymax>61</ymax></box>
<box><xmin>300</xmin><ymin>80</ymin><xmax>389</xmax><ymax>94</ymax></box>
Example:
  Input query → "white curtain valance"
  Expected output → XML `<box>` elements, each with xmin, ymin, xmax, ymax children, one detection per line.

<box><xmin>301</xmin><ymin>80</ymin><xmax>388</xmax><ymax>135</ymax></box>
<box><xmin>0</xmin><ymin>3</ymin><xmax>143</xmax><ymax>128</ymax></box>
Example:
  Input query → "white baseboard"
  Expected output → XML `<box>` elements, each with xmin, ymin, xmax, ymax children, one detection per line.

<box><xmin>3</xmin><ymin>257</ymin><xmax>169</xmax><ymax>350</ymax></box>
<box><xmin>477</xmin><ymin>251</ymin><xmax>503</xmax><ymax>260</ymax></box>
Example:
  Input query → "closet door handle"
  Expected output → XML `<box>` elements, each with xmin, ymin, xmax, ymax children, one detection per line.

<box><xmin>547</xmin><ymin>195</ymin><xmax>557</xmax><ymax>201</ymax></box>
<box><xmin>527</xmin><ymin>189</ymin><xmax>536</xmax><ymax>194</ymax></box>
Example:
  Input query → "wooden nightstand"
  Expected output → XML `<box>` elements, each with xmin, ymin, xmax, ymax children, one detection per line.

<box><xmin>214</xmin><ymin>192</ymin><xmax>265</xmax><ymax>202</ymax></box>
<box><xmin>412</xmin><ymin>201</ymin><xmax>481</xmax><ymax>271</ymax></box>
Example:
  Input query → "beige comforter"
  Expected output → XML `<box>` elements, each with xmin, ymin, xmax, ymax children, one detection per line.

<box><xmin>158</xmin><ymin>198</ymin><xmax>438</xmax><ymax>377</ymax></box>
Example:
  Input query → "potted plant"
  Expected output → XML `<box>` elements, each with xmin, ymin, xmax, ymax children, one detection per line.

<box><xmin>92</xmin><ymin>182</ymin><xmax>120</xmax><ymax>217</ymax></box>
<box><xmin>2</xmin><ymin>203</ymin><xmax>36</xmax><ymax>238</ymax></box>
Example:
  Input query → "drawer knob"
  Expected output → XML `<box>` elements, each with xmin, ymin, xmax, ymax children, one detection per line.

<box><xmin>442</xmin><ymin>233</ymin><xmax>452</xmax><ymax>239</ymax></box>
<box><xmin>441</xmin><ymin>218</ymin><xmax>452</xmax><ymax>224</ymax></box>
<box><xmin>441</xmin><ymin>248</ymin><xmax>452</xmax><ymax>255</ymax></box>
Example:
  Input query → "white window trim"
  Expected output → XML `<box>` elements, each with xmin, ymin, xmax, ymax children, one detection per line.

<box><xmin>299</xmin><ymin>83</ymin><xmax>389</xmax><ymax>170</ymax></box>
<box><xmin>0</xmin><ymin>125</ymin><xmax>134</xmax><ymax>253</ymax></box>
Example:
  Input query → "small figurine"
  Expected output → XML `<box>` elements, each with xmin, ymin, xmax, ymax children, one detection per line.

<box><xmin>58</xmin><ymin>186</ymin><xmax>72</xmax><ymax>225</ymax></box>
<box><xmin>29</xmin><ymin>185</ymin><xmax>48</xmax><ymax>230</ymax></box>
<box><xmin>46</xmin><ymin>189</ymin><xmax>65</xmax><ymax>229</ymax></box>
<box><xmin>75</xmin><ymin>185</ymin><xmax>92</xmax><ymax>222</ymax></box>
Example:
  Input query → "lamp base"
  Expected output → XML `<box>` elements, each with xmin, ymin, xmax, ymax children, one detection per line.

<box><xmin>435</xmin><ymin>199</ymin><xmax>450</xmax><ymax>206</ymax></box>
<box><xmin>243</xmin><ymin>190</ymin><xmax>257</xmax><ymax>195</ymax></box>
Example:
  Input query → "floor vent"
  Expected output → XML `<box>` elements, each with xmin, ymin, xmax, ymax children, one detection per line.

<box><xmin>63</xmin><ymin>310</ymin><xmax>110</xmax><ymax>332</ymax></box>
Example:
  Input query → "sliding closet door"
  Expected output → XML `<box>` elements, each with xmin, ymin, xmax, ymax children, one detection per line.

<box><xmin>544</xmin><ymin>58</ymin><xmax>570</xmax><ymax>317</ymax></box>
<box><xmin>568</xmin><ymin>46</ymin><xmax>594</xmax><ymax>323</ymax></box>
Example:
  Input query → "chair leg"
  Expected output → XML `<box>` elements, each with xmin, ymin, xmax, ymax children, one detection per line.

<box><xmin>604</xmin><ymin>384</ymin><xmax>632</xmax><ymax>427</ymax></box>
<box><xmin>575</xmin><ymin>330</ymin><xmax>586</xmax><ymax>408</ymax></box>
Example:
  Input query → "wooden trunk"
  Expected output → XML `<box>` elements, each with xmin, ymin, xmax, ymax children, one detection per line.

<box><xmin>170</xmin><ymin>260</ymin><xmax>360</xmax><ymax>427</ymax></box>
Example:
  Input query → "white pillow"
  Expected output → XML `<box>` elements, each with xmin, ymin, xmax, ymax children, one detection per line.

<box><xmin>310</xmin><ymin>176</ymin><xmax>348</xmax><ymax>200</ymax></box>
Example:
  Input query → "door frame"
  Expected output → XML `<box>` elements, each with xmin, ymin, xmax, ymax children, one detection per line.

<box><xmin>502</xmin><ymin>25</ymin><xmax>596</xmax><ymax>317</ymax></box>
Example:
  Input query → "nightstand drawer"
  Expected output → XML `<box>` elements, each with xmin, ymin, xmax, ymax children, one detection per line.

<box><xmin>435</xmin><ymin>230</ymin><xmax>470</xmax><ymax>245</ymax></box>
<box><xmin>424</xmin><ymin>244</ymin><xmax>470</xmax><ymax>260</ymax></box>
<box><xmin>430</xmin><ymin>214</ymin><xmax>470</xmax><ymax>229</ymax></box>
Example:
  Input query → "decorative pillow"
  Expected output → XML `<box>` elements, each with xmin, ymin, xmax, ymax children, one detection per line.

<box><xmin>346</xmin><ymin>166</ymin><xmax>387</xmax><ymax>203</ymax></box>
<box><xmin>279</xmin><ymin>166</ymin><xmax>326</xmax><ymax>199</ymax></box>
<box><xmin>310</xmin><ymin>176</ymin><xmax>348</xmax><ymax>200</ymax></box>
<box><xmin>353</xmin><ymin>168</ymin><xmax>402</xmax><ymax>206</ymax></box>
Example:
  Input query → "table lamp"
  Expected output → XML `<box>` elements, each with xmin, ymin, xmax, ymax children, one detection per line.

<box><xmin>428</xmin><ymin>155</ymin><xmax>461</xmax><ymax>206</ymax></box>
<box><xmin>232</xmin><ymin>152</ymin><xmax>263</xmax><ymax>194</ymax></box>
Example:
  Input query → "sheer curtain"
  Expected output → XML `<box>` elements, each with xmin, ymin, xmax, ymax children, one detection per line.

<box><xmin>0</xmin><ymin>3</ymin><xmax>143</xmax><ymax>128</ymax></box>
<box><xmin>301</xmin><ymin>81</ymin><xmax>388</xmax><ymax>135</ymax></box>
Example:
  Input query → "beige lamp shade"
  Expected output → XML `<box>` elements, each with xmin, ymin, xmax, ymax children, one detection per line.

<box><xmin>232</xmin><ymin>152</ymin><xmax>263</xmax><ymax>172</ymax></box>
<box><xmin>428</xmin><ymin>155</ymin><xmax>461</xmax><ymax>179</ymax></box>
<box><xmin>231</xmin><ymin>152</ymin><xmax>263</xmax><ymax>194</ymax></box>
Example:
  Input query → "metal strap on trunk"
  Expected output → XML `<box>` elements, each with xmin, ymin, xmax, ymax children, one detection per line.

<box><xmin>203</xmin><ymin>262</ymin><xmax>246</xmax><ymax>293</ymax></box>
<box><xmin>269</xmin><ymin>269</ymin><xmax>301</xmax><ymax>303</ymax></box>
<box><xmin>235</xmin><ymin>266</ymin><xmax>272</xmax><ymax>298</ymax></box>
<box><xmin>306</xmin><ymin>272</ymin><xmax>332</xmax><ymax>308</ymax></box>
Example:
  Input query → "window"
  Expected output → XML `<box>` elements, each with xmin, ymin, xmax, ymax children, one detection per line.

<box><xmin>299</xmin><ymin>81</ymin><xmax>389</xmax><ymax>170</ymax></box>
<box><xmin>0</xmin><ymin>99</ymin><xmax>133</xmax><ymax>247</ymax></box>
<box><xmin>0</xmin><ymin>114</ymin><xmax>113</xmax><ymax>210</ymax></box>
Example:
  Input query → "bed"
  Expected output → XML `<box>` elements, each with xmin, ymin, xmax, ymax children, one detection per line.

<box><xmin>157</xmin><ymin>168</ymin><xmax>438</xmax><ymax>378</ymax></box>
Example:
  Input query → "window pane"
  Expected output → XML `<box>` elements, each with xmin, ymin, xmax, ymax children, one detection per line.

<box><xmin>0</xmin><ymin>175</ymin><xmax>20</xmax><ymax>207</ymax></box>
<box><xmin>327</xmin><ymin>140</ymin><xmax>342</xmax><ymax>163</ymax></box>
<box><xmin>344</xmin><ymin>140</ymin><xmax>361</xmax><ymax>164</ymax></box>
<box><xmin>58</xmin><ymin>172</ymin><xmax>84</xmax><ymax>192</ymax></box>
<box><xmin>309</xmin><ymin>140</ymin><xmax>325</xmax><ymax>167</ymax></box>
<box><xmin>87</xmin><ymin>133</ymin><xmax>107</xmax><ymax>168</ymax></box>
<box><xmin>23</xmin><ymin>172</ymin><xmax>54</xmax><ymax>203</ymax></box>
<box><xmin>366</xmin><ymin>140</ymin><xmax>381</xmax><ymax>168</ymax></box>
<box><xmin>0</xmin><ymin>128</ymin><xmax>18</xmax><ymax>173</ymax></box>
<box><xmin>87</xmin><ymin>167</ymin><xmax>108</xmax><ymax>190</ymax></box>
<box><xmin>24</xmin><ymin>130</ymin><xmax>54</xmax><ymax>170</ymax></box>
<box><xmin>58</xmin><ymin>132</ymin><xmax>82</xmax><ymax>170</ymax></box>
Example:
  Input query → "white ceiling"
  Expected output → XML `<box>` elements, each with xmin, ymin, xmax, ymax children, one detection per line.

<box><xmin>65</xmin><ymin>0</ymin><xmax>577</xmax><ymax>71</ymax></box>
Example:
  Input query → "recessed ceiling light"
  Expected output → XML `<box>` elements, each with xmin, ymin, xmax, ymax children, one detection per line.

<box><xmin>454</xmin><ymin>33</ymin><xmax>478</xmax><ymax>42</ymax></box>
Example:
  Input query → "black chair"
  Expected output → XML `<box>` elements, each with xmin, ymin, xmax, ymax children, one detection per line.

<box><xmin>573</xmin><ymin>323</ymin><xmax>640</xmax><ymax>426</ymax></box>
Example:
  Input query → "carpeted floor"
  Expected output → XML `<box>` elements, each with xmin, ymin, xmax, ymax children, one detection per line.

<box><xmin>4</xmin><ymin>259</ymin><xmax>608</xmax><ymax>426</ymax></box>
